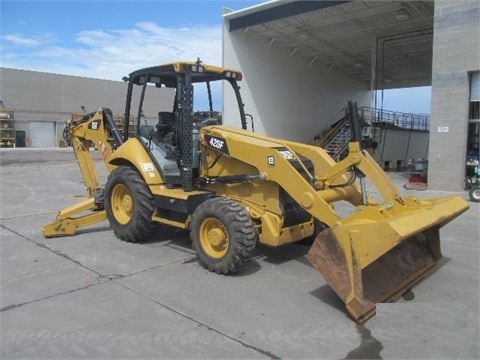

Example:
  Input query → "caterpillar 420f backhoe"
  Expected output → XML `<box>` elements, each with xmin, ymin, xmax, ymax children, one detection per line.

<box><xmin>43</xmin><ymin>61</ymin><xmax>469</xmax><ymax>323</ymax></box>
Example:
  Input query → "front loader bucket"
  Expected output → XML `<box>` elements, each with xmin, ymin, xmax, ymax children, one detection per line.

<box><xmin>307</xmin><ymin>195</ymin><xmax>469</xmax><ymax>323</ymax></box>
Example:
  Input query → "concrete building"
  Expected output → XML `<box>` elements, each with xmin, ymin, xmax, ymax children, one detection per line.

<box><xmin>0</xmin><ymin>68</ymin><xmax>173</xmax><ymax>147</ymax></box>
<box><xmin>222</xmin><ymin>0</ymin><xmax>480</xmax><ymax>191</ymax></box>
<box><xmin>428</xmin><ymin>1</ymin><xmax>479</xmax><ymax>190</ymax></box>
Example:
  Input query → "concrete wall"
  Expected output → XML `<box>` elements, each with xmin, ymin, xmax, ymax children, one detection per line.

<box><xmin>428</xmin><ymin>0</ymin><xmax>480</xmax><ymax>190</ymax></box>
<box><xmin>370</xmin><ymin>128</ymin><xmax>429</xmax><ymax>169</ymax></box>
<box><xmin>222</xmin><ymin>25</ymin><xmax>370</xmax><ymax>143</ymax></box>
<box><xmin>0</xmin><ymin>68</ymin><xmax>174</xmax><ymax>147</ymax></box>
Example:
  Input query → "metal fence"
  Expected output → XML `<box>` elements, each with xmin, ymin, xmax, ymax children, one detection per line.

<box><xmin>359</xmin><ymin>107</ymin><xmax>430</xmax><ymax>131</ymax></box>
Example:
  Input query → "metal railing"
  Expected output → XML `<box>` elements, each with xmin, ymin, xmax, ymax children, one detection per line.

<box><xmin>359</xmin><ymin>107</ymin><xmax>430</xmax><ymax>131</ymax></box>
<box><xmin>313</xmin><ymin>116</ymin><xmax>347</xmax><ymax>149</ymax></box>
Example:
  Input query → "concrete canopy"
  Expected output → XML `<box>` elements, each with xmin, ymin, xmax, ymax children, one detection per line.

<box><xmin>224</xmin><ymin>0</ymin><xmax>434</xmax><ymax>90</ymax></box>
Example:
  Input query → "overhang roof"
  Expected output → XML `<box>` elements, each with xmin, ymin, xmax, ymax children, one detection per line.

<box><xmin>224</xmin><ymin>0</ymin><xmax>434</xmax><ymax>90</ymax></box>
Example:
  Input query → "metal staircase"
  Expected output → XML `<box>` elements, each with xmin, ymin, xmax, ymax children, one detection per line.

<box><xmin>311</xmin><ymin>105</ymin><xmax>430</xmax><ymax>162</ymax></box>
<box><xmin>323</xmin><ymin>122</ymin><xmax>350</xmax><ymax>160</ymax></box>
<box><xmin>313</xmin><ymin>116</ymin><xmax>350</xmax><ymax>161</ymax></box>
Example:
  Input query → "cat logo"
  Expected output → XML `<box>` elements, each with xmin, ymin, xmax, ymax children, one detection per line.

<box><xmin>88</xmin><ymin>120</ymin><xmax>101</xmax><ymax>130</ymax></box>
<box><xmin>278</xmin><ymin>150</ymin><xmax>295</xmax><ymax>160</ymax></box>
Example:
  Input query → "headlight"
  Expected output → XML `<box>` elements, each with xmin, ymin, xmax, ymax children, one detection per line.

<box><xmin>191</xmin><ymin>65</ymin><xmax>204</xmax><ymax>72</ymax></box>
<box><xmin>223</xmin><ymin>70</ymin><xmax>242</xmax><ymax>80</ymax></box>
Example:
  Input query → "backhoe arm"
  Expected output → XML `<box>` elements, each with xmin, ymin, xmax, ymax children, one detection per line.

<box><xmin>43</xmin><ymin>108</ymin><xmax>120</xmax><ymax>238</ymax></box>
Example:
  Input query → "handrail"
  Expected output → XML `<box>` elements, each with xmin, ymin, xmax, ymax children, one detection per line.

<box><xmin>316</xmin><ymin>117</ymin><xmax>348</xmax><ymax>149</ymax></box>
<box><xmin>360</xmin><ymin>106</ymin><xmax>430</xmax><ymax>131</ymax></box>
<box><xmin>311</xmin><ymin>106</ymin><xmax>430</xmax><ymax>148</ymax></box>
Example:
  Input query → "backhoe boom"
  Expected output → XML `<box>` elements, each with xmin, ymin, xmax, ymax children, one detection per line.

<box><xmin>42</xmin><ymin>108</ymin><xmax>119</xmax><ymax>237</ymax></box>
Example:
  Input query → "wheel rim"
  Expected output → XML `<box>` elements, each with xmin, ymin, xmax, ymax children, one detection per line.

<box><xmin>199</xmin><ymin>217</ymin><xmax>229</xmax><ymax>259</ymax></box>
<box><xmin>111</xmin><ymin>183</ymin><xmax>133</xmax><ymax>225</ymax></box>
<box><xmin>473</xmin><ymin>189</ymin><xmax>480</xmax><ymax>200</ymax></box>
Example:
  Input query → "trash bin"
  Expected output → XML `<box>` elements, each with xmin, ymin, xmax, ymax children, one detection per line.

<box><xmin>413</xmin><ymin>159</ymin><xmax>428</xmax><ymax>181</ymax></box>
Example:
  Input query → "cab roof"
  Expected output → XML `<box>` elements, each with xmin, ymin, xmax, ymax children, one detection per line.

<box><xmin>127</xmin><ymin>61</ymin><xmax>243</xmax><ymax>87</ymax></box>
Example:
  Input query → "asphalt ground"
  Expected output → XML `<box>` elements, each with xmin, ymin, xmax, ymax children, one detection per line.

<box><xmin>0</xmin><ymin>148</ymin><xmax>479</xmax><ymax>359</ymax></box>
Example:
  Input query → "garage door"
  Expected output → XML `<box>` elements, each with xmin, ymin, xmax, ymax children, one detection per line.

<box><xmin>30</xmin><ymin>122</ymin><xmax>55</xmax><ymax>147</ymax></box>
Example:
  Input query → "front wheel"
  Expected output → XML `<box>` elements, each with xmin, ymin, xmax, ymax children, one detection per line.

<box><xmin>104</xmin><ymin>166</ymin><xmax>157</xmax><ymax>242</ymax></box>
<box><xmin>190</xmin><ymin>197</ymin><xmax>257</xmax><ymax>274</ymax></box>
<box><xmin>469</xmin><ymin>187</ymin><xmax>480</xmax><ymax>202</ymax></box>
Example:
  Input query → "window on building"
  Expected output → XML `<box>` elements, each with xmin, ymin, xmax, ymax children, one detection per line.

<box><xmin>467</xmin><ymin>72</ymin><xmax>479</xmax><ymax>162</ymax></box>
<box><xmin>470</xmin><ymin>71</ymin><xmax>480</xmax><ymax>120</ymax></box>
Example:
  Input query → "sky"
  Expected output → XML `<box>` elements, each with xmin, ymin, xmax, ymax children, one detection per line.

<box><xmin>1</xmin><ymin>0</ymin><xmax>432</xmax><ymax>114</ymax></box>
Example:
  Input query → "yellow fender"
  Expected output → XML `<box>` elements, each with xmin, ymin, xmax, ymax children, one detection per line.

<box><xmin>107</xmin><ymin>138</ymin><xmax>164</xmax><ymax>185</ymax></box>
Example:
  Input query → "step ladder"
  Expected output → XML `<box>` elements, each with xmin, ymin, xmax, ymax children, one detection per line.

<box><xmin>323</xmin><ymin>124</ymin><xmax>350</xmax><ymax>160</ymax></box>
<box><xmin>313</xmin><ymin>115</ymin><xmax>350</xmax><ymax>161</ymax></box>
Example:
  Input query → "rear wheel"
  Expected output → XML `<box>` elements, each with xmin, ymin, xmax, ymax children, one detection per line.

<box><xmin>190</xmin><ymin>197</ymin><xmax>257</xmax><ymax>274</ymax></box>
<box><xmin>469</xmin><ymin>187</ymin><xmax>480</xmax><ymax>202</ymax></box>
<box><xmin>105</xmin><ymin>166</ymin><xmax>157</xmax><ymax>242</ymax></box>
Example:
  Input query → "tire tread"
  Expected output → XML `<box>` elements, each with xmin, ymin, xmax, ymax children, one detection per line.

<box><xmin>190</xmin><ymin>197</ymin><xmax>257</xmax><ymax>274</ymax></box>
<box><xmin>105</xmin><ymin>166</ymin><xmax>157</xmax><ymax>242</ymax></box>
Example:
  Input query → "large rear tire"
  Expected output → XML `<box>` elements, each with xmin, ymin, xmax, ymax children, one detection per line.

<box><xmin>105</xmin><ymin>166</ymin><xmax>157</xmax><ymax>242</ymax></box>
<box><xmin>190</xmin><ymin>197</ymin><xmax>257</xmax><ymax>274</ymax></box>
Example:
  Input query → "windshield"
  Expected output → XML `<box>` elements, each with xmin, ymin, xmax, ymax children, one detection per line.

<box><xmin>126</xmin><ymin>74</ymin><xmax>246</xmax><ymax>137</ymax></box>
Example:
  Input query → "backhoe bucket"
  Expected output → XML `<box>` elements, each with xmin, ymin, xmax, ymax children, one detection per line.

<box><xmin>307</xmin><ymin>195</ymin><xmax>469</xmax><ymax>323</ymax></box>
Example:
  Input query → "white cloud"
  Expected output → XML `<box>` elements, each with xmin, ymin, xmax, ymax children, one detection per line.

<box><xmin>76</xmin><ymin>30</ymin><xmax>117</xmax><ymax>47</ymax></box>
<box><xmin>2</xmin><ymin>33</ymin><xmax>47</xmax><ymax>47</ymax></box>
<box><xmin>0</xmin><ymin>22</ymin><xmax>223</xmax><ymax>81</ymax></box>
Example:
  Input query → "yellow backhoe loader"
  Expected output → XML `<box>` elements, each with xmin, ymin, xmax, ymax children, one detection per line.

<box><xmin>43</xmin><ymin>61</ymin><xmax>469</xmax><ymax>323</ymax></box>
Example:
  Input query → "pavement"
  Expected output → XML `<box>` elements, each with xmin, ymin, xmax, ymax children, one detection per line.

<box><xmin>0</xmin><ymin>148</ymin><xmax>479</xmax><ymax>359</ymax></box>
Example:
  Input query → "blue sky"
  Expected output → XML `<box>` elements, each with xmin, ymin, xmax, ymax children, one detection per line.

<box><xmin>1</xmin><ymin>0</ymin><xmax>431</xmax><ymax>114</ymax></box>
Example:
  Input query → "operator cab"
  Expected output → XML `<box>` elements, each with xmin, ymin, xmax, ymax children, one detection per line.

<box><xmin>122</xmin><ymin>60</ymin><xmax>247</xmax><ymax>190</ymax></box>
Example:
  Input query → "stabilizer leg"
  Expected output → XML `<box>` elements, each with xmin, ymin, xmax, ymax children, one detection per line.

<box><xmin>42</xmin><ymin>198</ymin><xmax>107</xmax><ymax>238</ymax></box>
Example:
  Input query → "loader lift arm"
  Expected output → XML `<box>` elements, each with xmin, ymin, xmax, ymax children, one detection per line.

<box><xmin>198</xmin><ymin>101</ymin><xmax>469</xmax><ymax>323</ymax></box>
<box><xmin>43</xmin><ymin>108</ymin><xmax>121</xmax><ymax>237</ymax></box>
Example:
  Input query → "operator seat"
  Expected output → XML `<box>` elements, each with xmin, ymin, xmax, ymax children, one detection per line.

<box><xmin>157</xmin><ymin>112</ymin><xmax>175</xmax><ymax>134</ymax></box>
<box><xmin>157</xmin><ymin>112</ymin><xmax>176</xmax><ymax>146</ymax></box>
